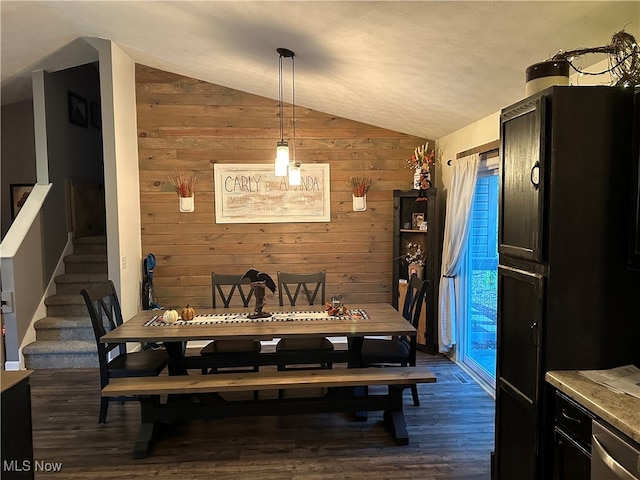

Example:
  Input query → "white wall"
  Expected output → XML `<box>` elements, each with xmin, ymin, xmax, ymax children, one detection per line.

<box><xmin>88</xmin><ymin>38</ymin><xmax>142</xmax><ymax>320</ymax></box>
<box><xmin>0</xmin><ymin>100</ymin><xmax>36</xmax><ymax>238</ymax></box>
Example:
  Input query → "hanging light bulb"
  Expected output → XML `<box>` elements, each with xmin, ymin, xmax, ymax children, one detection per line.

<box><xmin>288</xmin><ymin>162</ymin><xmax>301</xmax><ymax>186</ymax></box>
<box><xmin>275</xmin><ymin>153</ymin><xmax>288</xmax><ymax>176</ymax></box>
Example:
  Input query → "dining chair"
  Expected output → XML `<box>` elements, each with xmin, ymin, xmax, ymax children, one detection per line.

<box><xmin>360</xmin><ymin>273</ymin><xmax>428</xmax><ymax>406</ymax></box>
<box><xmin>275</xmin><ymin>270</ymin><xmax>334</xmax><ymax>373</ymax></box>
<box><xmin>199</xmin><ymin>273</ymin><xmax>262</xmax><ymax>375</ymax></box>
<box><xmin>80</xmin><ymin>280</ymin><xmax>168</xmax><ymax>424</ymax></box>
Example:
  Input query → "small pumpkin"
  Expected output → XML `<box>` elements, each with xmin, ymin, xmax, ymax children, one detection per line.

<box><xmin>181</xmin><ymin>304</ymin><xmax>196</xmax><ymax>321</ymax></box>
<box><xmin>163</xmin><ymin>309</ymin><xmax>179</xmax><ymax>323</ymax></box>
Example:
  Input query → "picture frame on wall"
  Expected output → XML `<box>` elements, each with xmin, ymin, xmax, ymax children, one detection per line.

<box><xmin>10</xmin><ymin>183</ymin><xmax>34</xmax><ymax>220</ymax></box>
<box><xmin>68</xmin><ymin>92</ymin><xmax>88</xmax><ymax>128</ymax></box>
<box><xmin>90</xmin><ymin>101</ymin><xmax>101</xmax><ymax>128</ymax></box>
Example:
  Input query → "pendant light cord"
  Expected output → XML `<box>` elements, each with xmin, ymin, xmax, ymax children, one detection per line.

<box><xmin>278</xmin><ymin>54</ymin><xmax>284</xmax><ymax>143</ymax></box>
<box><xmin>291</xmin><ymin>55</ymin><xmax>296</xmax><ymax>164</ymax></box>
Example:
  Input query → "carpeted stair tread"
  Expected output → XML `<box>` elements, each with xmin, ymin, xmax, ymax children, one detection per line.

<box><xmin>64</xmin><ymin>254</ymin><xmax>108</xmax><ymax>263</ymax></box>
<box><xmin>55</xmin><ymin>273</ymin><xmax>108</xmax><ymax>283</ymax></box>
<box><xmin>23</xmin><ymin>340</ymin><xmax>96</xmax><ymax>354</ymax></box>
<box><xmin>44</xmin><ymin>294</ymin><xmax>85</xmax><ymax>306</ymax></box>
<box><xmin>73</xmin><ymin>235</ymin><xmax>106</xmax><ymax>245</ymax></box>
<box><xmin>35</xmin><ymin>316</ymin><xmax>91</xmax><ymax>329</ymax></box>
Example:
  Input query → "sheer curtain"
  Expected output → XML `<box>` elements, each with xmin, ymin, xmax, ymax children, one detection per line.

<box><xmin>438</xmin><ymin>153</ymin><xmax>480</xmax><ymax>353</ymax></box>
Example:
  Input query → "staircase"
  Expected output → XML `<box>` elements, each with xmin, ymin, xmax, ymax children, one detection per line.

<box><xmin>23</xmin><ymin>236</ymin><xmax>108</xmax><ymax>369</ymax></box>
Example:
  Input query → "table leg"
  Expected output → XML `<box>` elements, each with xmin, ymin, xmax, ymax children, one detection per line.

<box><xmin>164</xmin><ymin>341</ymin><xmax>188</xmax><ymax>376</ymax></box>
<box><xmin>133</xmin><ymin>396</ymin><xmax>158</xmax><ymax>459</ymax></box>
<box><xmin>347</xmin><ymin>336</ymin><xmax>368</xmax><ymax>421</ymax></box>
<box><xmin>383</xmin><ymin>386</ymin><xmax>409</xmax><ymax>445</ymax></box>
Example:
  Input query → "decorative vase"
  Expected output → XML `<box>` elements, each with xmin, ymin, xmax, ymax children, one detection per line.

<box><xmin>408</xmin><ymin>263</ymin><xmax>423</xmax><ymax>279</ymax></box>
<box><xmin>352</xmin><ymin>194</ymin><xmax>366</xmax><ymax>211</ymax></box>
<box><xmin>413</xmin><ymin>169</ymin><xmax>421</xmax><ymax>190</ymax></box>
<box><xmin>179</xmin><ymin>195</ymin><xmax>194</xmax><ymax>212</ymax></box>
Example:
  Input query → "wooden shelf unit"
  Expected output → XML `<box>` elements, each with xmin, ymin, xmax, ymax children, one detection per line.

<box><xmin>392</xmin><ymin>188</ymin><xmax>437</xmax><ymax>353</ymax></box>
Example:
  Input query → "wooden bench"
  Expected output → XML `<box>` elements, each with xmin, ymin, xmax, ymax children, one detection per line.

<box><xmin>103</xmin><ymin>366</ymin><xmax>436</xmax><ymax>458</ymax></box>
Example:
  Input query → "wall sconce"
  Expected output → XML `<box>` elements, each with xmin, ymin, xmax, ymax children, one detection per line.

<box><xmin>169</xmin><ymin>171</ymin><xmax>197</xmax><ymax>213</ymax></box>
<box><xmin>274</xmin><ymin>47</ymin><xmax>301</xmax><ymax>184</ymax></box>
<box><xmin>349</xmin><ymin>175</ymin><xmax>373</xmax><ymax>212</ymax></box>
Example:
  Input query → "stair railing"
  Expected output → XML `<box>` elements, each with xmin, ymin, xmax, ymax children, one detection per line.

<box><xmin>1</xmin><ymin>183</ymin><xmax>55</xmax><ymax>370</ymax></box>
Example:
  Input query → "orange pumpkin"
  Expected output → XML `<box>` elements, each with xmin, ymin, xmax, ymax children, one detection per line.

<box><xmin>181</xmin><ymin>304</ymin><xmax>196</xmax><ymax>321</ymax></box>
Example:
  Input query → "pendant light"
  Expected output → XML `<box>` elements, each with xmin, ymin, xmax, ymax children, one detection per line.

<box><xmin>274</xmin><ymin>48</ymin><xmax>301</xmax><ymax>185</ymax></box>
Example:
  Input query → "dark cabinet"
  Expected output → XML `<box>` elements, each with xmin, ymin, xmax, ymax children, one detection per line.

<box><xmin>1</xmin><ymin>371</ymin><xmax>35</xmax><ymax>480</ymax></box>
<box><xmin>552</xmin><ymin>391</ymin><xmax>594</xmax><ymax>480</ymax></box>
<box><xmin>499</xmin><ymin>96</ymin><xmax>546</xmax><ymax>262</ymax></box>
<box><xmin>628</xmin><ymin>87</ymin><xmax>640</xmax><ymax>268</ymax></box>
<box><xmin>553</xmin><ymin>429</ymin><xmax>590</xmax><ymax>480</ymax></box>
<box><xmin>392</xmin><ymin>188</ymin><xmax>437</xmax><ymax>353</ymax></box>
<box><xmin>493</xmin><ymin>86</ymin><xmax>640</xmax><ymax>480</ymax></box>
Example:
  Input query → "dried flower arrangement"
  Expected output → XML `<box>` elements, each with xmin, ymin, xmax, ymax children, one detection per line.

<box><xmin>349</xmin><ymin>175</ymin><xmax>373</xmax><ymax>197</ymax></box>
<box><xmin>169</xmin><ymin>171</ymin><xmax>197</xmax><ymax>197</ymax></box>
<box><xmin>404</xmin><ymin>142</ymin><xmax>436</xmax><ymax>173</ymax></box>
<box><xmin>404</xmin><ymin>242</ymin><xmax>425</xmax><ymax>266</ymax></box>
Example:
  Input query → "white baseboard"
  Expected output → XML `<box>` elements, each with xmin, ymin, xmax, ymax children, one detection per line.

<box><xmin>4</xmin><ymin>360</ymin><xmax>21</xmax><ymax>371</ymax></box>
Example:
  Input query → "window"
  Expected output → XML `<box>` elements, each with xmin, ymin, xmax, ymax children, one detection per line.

<box><xmin>460</xmin><ymin>163</ymin><xmax>498</xmax><ymax>390</ymax></box>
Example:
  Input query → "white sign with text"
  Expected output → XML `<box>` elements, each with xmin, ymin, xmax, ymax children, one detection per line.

<box><xmin>214</xmin><ymin>163</ymin><xmax>331</xmax><ymax>223</ymax></box>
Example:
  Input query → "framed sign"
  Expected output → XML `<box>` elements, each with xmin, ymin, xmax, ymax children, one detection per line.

<box><xmin>10</xmin><ymin>183</ymin><xmax>33</xmax><ymax>220</ymax></box>
<box><xmin>214</xmin><ymin>164</ymin><xmax>331</xmax><ymax>223</ymax></box>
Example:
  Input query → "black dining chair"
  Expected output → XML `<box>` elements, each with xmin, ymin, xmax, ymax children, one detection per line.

<box><xmin>360</xmin><ymin>273</ymin><xmax>428</xmax><ymax>406</ymax></box>
<box><xmin>275</xmin><ymin>270</ymin><xmax>334</xmax><ymax>372</ymax></box>
<box><xmin>80</xmin><ymin>280</ymin><xmax>168</xmax><ymax>423</ymax></box>
<box><xmin>199</xmin><ymin>273</ymin><xmax>262</xmax><ymax>375</ymax></box>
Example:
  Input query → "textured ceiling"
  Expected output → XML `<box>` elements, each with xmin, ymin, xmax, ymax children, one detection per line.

<box><xmin>1</xmin><ymin>1</ymin><xmax>639</xmax><ymax>139</ymax></box>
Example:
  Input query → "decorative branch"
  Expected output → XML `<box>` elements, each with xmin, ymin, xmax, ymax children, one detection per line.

<box><xmin>552</xmin><ymin>30</ymin><xmax>639</xmax><ymax>87</ymax></box>
<box><xmin>349</xmin><ymin>175</ymin><xmax>373</xmax><ymax>197</ymax></box>
<box><xmin>169</xmin><ymin>171</ymin><xmax>197</xmax><ymax>197</ymax></box>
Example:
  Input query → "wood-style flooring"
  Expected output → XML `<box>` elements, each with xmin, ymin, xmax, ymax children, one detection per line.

<box><xmin>27</xmin><ymin>353</ymin><xmax>495</xmax><ymax>479</ymax></box>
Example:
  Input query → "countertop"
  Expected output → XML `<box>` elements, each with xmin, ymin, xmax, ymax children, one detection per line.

<box><xmin>1</xmin><ymin>370</ymin><xmax>33</xmax><ymax>393</ymax></box>
<box><xmin>546</xmin><ymin>370</ymin><xmax>640</xmax><ymax>444</ymax></box>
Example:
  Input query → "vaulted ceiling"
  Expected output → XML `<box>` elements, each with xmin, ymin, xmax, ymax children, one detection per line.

<box><xmin>1</xmin><ymin>1</ymin><xmax>638</xmax><ymax>139</ymax></box>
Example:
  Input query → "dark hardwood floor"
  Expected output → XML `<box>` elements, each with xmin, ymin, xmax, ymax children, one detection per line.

<box><xmin>28</xmin><ymin>352</ymin><xmax>494</xmax><ymax>479</ymax></box>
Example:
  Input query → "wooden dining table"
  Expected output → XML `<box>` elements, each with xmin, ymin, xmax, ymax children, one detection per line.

<box><xmin>101</xmin><ymin>302</ymin><xmax>418</xmax><ymax>374</ymax></box>
<box><xmin>100</xmin><ymin>303</ymin><xmax>435</xmax><ymax>455</ymax></box>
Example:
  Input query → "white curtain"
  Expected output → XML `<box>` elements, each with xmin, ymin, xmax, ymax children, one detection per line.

<box><xmin>438</xmin><ymin>153</ymin><xmax>480</xmax><ymax>353</ymax></box>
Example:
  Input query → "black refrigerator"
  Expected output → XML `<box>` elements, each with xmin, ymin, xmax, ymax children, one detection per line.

<box><xmin>492</xmin><ymin>86</ymin><xmax>640</xmax><ymax>480</ymax></box>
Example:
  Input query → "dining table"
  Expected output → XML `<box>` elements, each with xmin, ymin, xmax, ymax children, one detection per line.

<box><xmin>100</xmin><ymin>302</ymin><xmax>435</xmax><ymax>455</ymax></box>
<box><xmin>101</xmin><ymin>302</ymin><xmax>418</xmax><ymax>374</ymax></box>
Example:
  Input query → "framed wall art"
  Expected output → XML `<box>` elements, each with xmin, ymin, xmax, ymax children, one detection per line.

<box><xmin>10</xmin><ymin>183</ymin><xmax>33</xmax><ymax>220</ymax></box>
<box><xmin>68</xmin><ymin>92</ymin><xmax>88</xmax><ymax>128</ymax></box>
<box><xmin>214</xmin><ymin>163</ymin><xmax>331</xmax><ymax>223</ymax></box>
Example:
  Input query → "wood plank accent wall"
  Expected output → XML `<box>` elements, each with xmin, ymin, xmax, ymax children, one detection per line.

<box><xmin>135</xmin><ymin>64</ymin><xmax>432</xmax><ymax>309</ymax></box>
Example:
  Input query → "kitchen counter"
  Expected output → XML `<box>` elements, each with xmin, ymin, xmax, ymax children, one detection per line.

<box><xmin>546</xmin><ymin>370</ymin><xmax>640</xmax><ymax>444</ymax></box>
